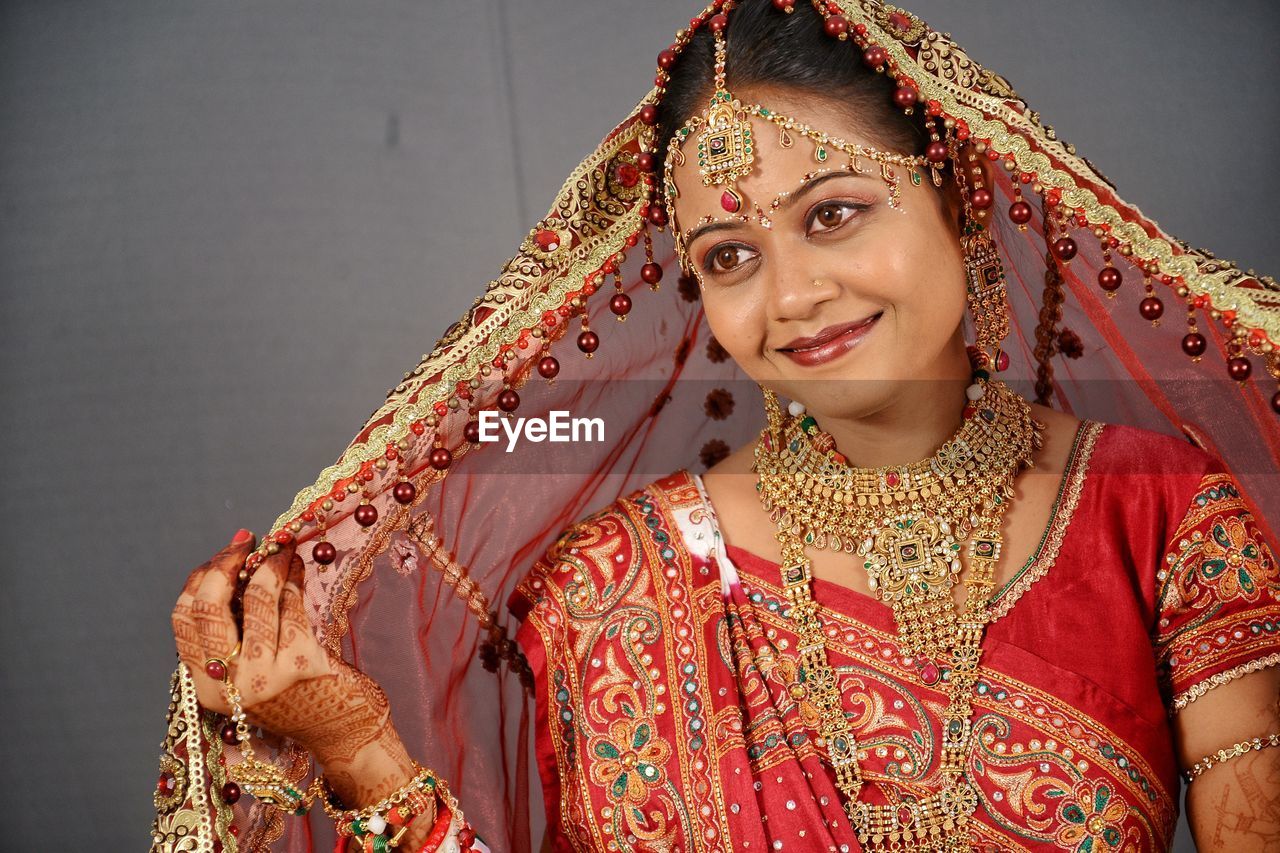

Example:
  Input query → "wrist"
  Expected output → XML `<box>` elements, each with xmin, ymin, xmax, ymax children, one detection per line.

<box><xmin>317</xmin><ymin>724</ymin><xmax>415</xmax><ymax>808</ymax></box>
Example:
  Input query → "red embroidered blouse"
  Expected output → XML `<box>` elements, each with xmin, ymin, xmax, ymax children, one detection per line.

<box><xmin>511</xmin><ymin>422</ymin><xmax>1280</xmax><ymax>851</ymax></box>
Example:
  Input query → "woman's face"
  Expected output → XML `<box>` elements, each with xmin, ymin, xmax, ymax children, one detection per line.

<box><xmin>669</xmin><ymin>87</ymin><xmax>971</xmax><ymax>422</ymax></box>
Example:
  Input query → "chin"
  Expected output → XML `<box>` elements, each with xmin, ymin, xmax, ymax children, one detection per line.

<box><xmin>781</xmin><ymin>374</ymin><xmax>902</xmax><ymax>420</ymax></box>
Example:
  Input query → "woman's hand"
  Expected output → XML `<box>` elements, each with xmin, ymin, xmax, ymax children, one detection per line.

<box><xmin>169</xmin><ymin>530</ymin><xmax>424</xmax><ymax>813</ymax></box>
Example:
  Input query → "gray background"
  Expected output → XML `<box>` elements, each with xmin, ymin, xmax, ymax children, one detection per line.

<box><xmin>2</xmin><ymin>1</ymin><xmax>1277</xmax><ymax>848</ymax></box>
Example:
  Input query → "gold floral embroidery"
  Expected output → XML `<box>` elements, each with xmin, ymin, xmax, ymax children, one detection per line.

<box><xmin>1054</xmin><ymin>779</ymin><xmax>1129</xmax><ymax>851</ymax></box>
<box><xmin>588</xmin><ymin>716</ymin><xmax>672</xmax><ymax>804</ymax></box>
<box><xmin>1197</xmin><ymin>514</ymin><xmax>1270</xmax><ymax>601</ymax></box>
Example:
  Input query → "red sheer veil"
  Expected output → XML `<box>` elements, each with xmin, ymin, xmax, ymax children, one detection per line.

<box><xmin>150</xmin><ymin>1</ymin><xmax>1280</xmax><ymax>850</ymax></box>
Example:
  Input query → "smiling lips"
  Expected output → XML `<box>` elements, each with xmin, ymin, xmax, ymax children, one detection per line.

<box><xmin>777</xmin><ymin>312</ymin><xmax>883</xmax><ymax>367</ymax></box>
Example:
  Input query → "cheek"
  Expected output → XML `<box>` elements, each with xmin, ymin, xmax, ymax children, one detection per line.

<box><xmin>702</xmin><ymin>288</ymin><xmax>769</xmax><ymax>363</ymax></box>
<box><xmin>877</xmin><ymin>221</ymin><xmax>967</xmax><ymax>323</ymax></box>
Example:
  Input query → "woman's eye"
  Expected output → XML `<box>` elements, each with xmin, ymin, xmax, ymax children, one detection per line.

<box><xmin>807</xmin><ymin>201</ymin><xmax>864</xmax><ymax>234</ymax></box>
<box><xmin>703</xmin><ymin>244</ymin><xmax>757</xmax><ymax>274</ymax></box>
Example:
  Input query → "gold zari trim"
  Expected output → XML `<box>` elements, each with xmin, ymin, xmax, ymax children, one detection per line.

<box><xmin>987</xmin><ymin>420</ymin><xmax>1102</xmax><ymax>621</ymax></box>
<box><xmin>1172</xmin><ymin>651</ymin><xmax>1280</xmax><ymax>712</ymax></box>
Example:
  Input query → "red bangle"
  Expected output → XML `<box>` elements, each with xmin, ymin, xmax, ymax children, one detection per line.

<box><xmin>413</xmin><ymin>805</ymin><xmax>455</xmax><ymax>853</ymax></box>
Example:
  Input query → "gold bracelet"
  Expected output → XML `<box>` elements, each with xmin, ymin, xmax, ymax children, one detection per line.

<box><xmin>1184</xmin><ymin>732</ymin><xmax>1280</xmax><ymax>783</ymax></box>
<box><xmin>321</xmin><ymin>761</ymin><xmax>457</xmax><ymax>847</ymax></box>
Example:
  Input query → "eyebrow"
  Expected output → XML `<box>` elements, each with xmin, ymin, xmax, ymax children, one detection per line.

<box><xmin>683</xmin><ymin>170</ymin><xmax>869</xmax><ymax>248</ymax></box>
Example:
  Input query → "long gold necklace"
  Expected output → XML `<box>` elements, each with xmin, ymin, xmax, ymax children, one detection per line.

<box><xmin>752</xmin><ymin>376</ymin><xmax>1042</xmax><ymax>851</ymax></box>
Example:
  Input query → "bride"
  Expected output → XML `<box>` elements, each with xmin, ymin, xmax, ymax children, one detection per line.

<box><xmin>155</xmin><ymin>1</ymin><xmax>1280</xmax><ymax>850</ymax></box>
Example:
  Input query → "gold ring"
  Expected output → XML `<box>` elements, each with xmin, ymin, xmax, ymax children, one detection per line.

<box><xmin>203</xmin><ymin>657</ymin><xmax>231</xmax><ymax>682</ymax></box>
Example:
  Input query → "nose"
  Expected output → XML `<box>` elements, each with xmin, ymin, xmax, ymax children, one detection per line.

<box><xmin>767</xmin><ymin>249</ymin><xmax>840</xmax><ymax>324</ymax></box>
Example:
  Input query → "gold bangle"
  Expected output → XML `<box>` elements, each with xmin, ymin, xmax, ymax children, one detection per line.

<box><xmin>1184</xmin><ymin>732</ymin><xmax>1280</xmax><ymax>783</ymax></box>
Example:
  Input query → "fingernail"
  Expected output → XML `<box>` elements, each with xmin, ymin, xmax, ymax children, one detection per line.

<box><xmin>232</xmin><ymin>528</ymin><xmax>253</xmax><ymax>544</ymax></box>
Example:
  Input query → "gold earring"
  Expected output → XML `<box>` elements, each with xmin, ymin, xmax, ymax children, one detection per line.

<box><xmin>962</xmin><ymin>222</ymin><xmax>1010</xmax><ymax>353</ymax></box>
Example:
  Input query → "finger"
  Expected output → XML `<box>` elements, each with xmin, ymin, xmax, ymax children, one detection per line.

<box><xmin>171</xmin><ymin>544</ymin><xmax>231</xmax><ymax>637</ymax></box>
<box><xmin>240</xmin><ymin>545</ymin><xmax>290</xmax><ymax>664</ymax></box>
<box><xmin>192</xmin><ymin>530</ymin><xmax>257</xmax><ymax>660</ymax></box>
<box><xmin>277</xmin><ymin>555</ymin><xmax>328</xmax><ymax>678</ymax></box>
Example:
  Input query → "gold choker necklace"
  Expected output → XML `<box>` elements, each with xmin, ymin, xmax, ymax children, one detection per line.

<box><xmin>752</xmin><ymin>377</ymin><xmax>1043</xmax><ymax>852</ymax></box>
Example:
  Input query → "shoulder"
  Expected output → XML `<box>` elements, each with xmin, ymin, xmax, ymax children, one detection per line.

<box><xmin>1086</xmin><ymin>420</ymin><xmax>1223</xmax><ymax>479</ymax></box>
<box><xmin>544</xmin><ymin>468</ymin><xmax>704</xmax><ymax>562</ymax></box>
<box><xmin>509</xmin><ymin>468</ymin><xmax>704</xmax><ymax>619</ymax></box>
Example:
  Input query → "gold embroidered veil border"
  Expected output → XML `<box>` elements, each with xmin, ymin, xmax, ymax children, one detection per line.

<box><xmin>150</xmin><ymin>2</ymin><xmax>1280</xmax><ymax>851</ymax></box>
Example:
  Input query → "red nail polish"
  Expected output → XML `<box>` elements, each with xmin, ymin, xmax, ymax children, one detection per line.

<box><xmin>232</xmin><ymin>528</ymin><xmax>253</xmax><ymax>544</ymax></box>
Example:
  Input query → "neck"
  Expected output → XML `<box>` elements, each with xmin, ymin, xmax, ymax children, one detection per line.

<box><xmin>810</xmin><ymin>346</ymin><xmax>974</xmax><ymax>469</ymax></box>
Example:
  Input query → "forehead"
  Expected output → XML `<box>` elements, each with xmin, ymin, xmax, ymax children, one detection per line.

<box><xmin>666</xmin><ymin>89</ymin><xmax>886</xmax><ymax>224</ymax></box>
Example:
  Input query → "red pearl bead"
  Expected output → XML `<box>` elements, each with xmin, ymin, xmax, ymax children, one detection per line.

<box><xmin>647</xmin><ymin>206</ymin><xmax>668</xmax><ymax>227</ymax></box>
<box><xmin>578</xmin><ymin>330</ymin><xmax>600</xmax><ymax>353</ymax></box>
<box><xmin>1098</xmin><ymin>267</ymin><xmax>1122</xmax><ymax>291</ymax></box>
<box><xmin>823</xmin><ymin>15</ymin><xmax>848</xmax><ymax>37</ymax></box>
<box><xmin>1272</xmin><ymin>390</ymin><xmax>1280</xmax><ymax>414</ymax></box>
<box><xmin>636</xmin><ymin>152</ymin><xmax>655</xmax><ymax>173</ymax></box>
<box><xmin>312</xmin><ymin>540</ymin><xmax>337</xmax><ymax>565</ymax></box>
<box><xmin>537</xmin><ymin>355</ymin><xmax>560</xmax><ymax>378</ymax></box>
<box><xmin>638</xmin><ymin>105</ymin><xmax>658</xmax><ymax>126</ymax></box>
<box><xmin>498</xmin><ymin>388</ymin><xmax>520</xmax><ymax>411</ymax></box>
<box><xmin>771</xmin><ymin>0</ymin><xmax>793</xmax><ymax>10</ymax></box>
<box><xmin>429</xmin><ymin>447</ymin><xmax>452</xmax><ymax>471</ymax></box>
<box><xmin>410</xmin><ymin>421</ymin><xmax>426</xmax><ymax>436</ymax></box>
<box><xmin>610</xmin><ymin>292</ymin><xmax>632</xmax><ymax>316</ymax></box>
<box><xmin>1228</xmin><ymin>356</ymin><xmax>1253</xmax><ymax>381</ymax></box>
<box><xmin>969</xmin><ymin>188</ymin><xmax>993</xmax><ymax>210</ymax></box>
<box><xmin>641</xmin><ymin>262</ymin><xmax>663</xmax><ymax>284</ymax></box>
<box><xmin>709</xmin><ymin>13</ymin><xmax>727</xmax><ymax>31</ymax></box>
<box><xmin>862</xmin><ymin>46</ymin><xmax>887</xmax><ymax>69</ymax></box>
<box><xmin>204</xmin><ymin>660</ymin><xmax>226</xmax><ymax>681</ymax></box>
<box><xmin>463</xmin><ymin>419</ymin><xmax>481</xmax><ymax>444</ymax></box>
<box><xmin>657</xmin><ymin>49</ymin><xmax>677</xmax><ymax>71</ymax></box>
<box><xmin>1052</xmin><ymin>236</ymin><xmax>1078</xmax><ymax>261</ymax></box>
<box><xmin>220</xmin><ymin>722</ymin><xmax>240</xmax><ymax>745</ymax></box>
<box><xmin>221</xmin><ymin>782</ymin><xmax>241</xmax><ymax>805</ymax></box>
<box><xmin>392</xmin><ymin>481</ymin><xmax>416</xmax><ymax>504</ymax></box>
<box><xmin>893</xmin><ymin>86</ymin><xmax>918</xmax><ymax>110</ymax></box>
<box><xmin>1181</xmin><ymin>332</ymin><xmax>1207</xmax><ymax>358</ymax></box>
<box><xmin>925</xmin><ymin>141</ymin><xmax>948</xmax><ymax>163</ymax></box>
<box><xmin>354</xmin><ymin>503</ymin><xmax>378</xmax><ymax>527</ymax></box>
<box><xmin>1009</xmin><ymin>201</ymin><xmax>1033</xmax><ymax>224</ymax></box>
<box><xmin>1139</xmin><ymin>297</ymin><xmax>1164</xmax><ymax>321</ymax></box>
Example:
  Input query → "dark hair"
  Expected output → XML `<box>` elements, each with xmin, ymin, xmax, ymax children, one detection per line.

<box><xmin>656</xmin><ymin>0</ymin><xmax>931</xmax><ymax>190</ymax></box>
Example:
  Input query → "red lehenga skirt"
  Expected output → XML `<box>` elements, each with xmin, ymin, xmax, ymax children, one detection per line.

<box><xmin>509</xmin><ymin>421</ymin><xmax>1280</xmax><ymax>852</ymax></box>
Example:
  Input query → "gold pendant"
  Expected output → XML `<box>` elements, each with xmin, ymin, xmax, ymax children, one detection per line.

<box><xmin>696</xmin><ymin>93</ymin><xmax>755</xmax><ymax>187</ymax></box>
<box><xmin>861</xmin><ymin>515</ymin><xmax>959</xmax><ymax>600</ymax></box>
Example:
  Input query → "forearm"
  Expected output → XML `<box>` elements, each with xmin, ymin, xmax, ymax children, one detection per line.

<box><xmin>1186</xmin><ymin>748</ymin><xmax>1280</xmax><ymax>851</ymax></box>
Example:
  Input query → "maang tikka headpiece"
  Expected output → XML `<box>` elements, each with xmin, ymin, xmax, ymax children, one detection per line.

<box><xmin>661</xmin><ymin>4</ymin><xmax>945</xmax><ymax>271</ymax></box>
